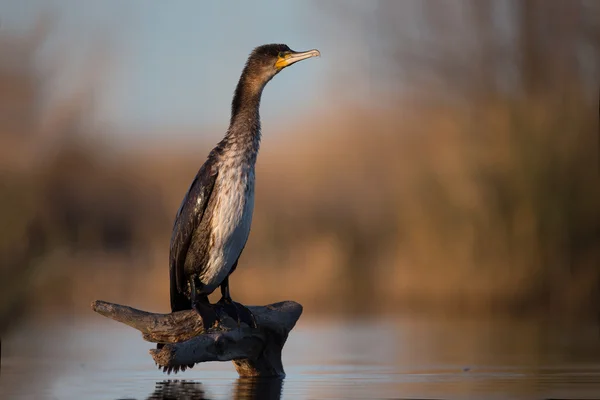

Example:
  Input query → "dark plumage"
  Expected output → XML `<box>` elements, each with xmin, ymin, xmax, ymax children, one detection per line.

<box><xmin>165</xmin><ymin>44</ymin><xmax>320</xmax><ymax>341</ymax></box>
<box><xmin>169</xmin><ymin>153</ymin><xmax>218</xmax><ymax>313</ymax></box>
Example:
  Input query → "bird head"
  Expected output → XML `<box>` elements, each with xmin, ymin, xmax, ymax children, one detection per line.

<box><xmin>243</xmin><ymin>44</ymin><xmax>320</xmax><ymax>84</ymax></box>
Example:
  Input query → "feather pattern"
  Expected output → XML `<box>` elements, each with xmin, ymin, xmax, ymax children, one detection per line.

<box><xmin>167</xmin><ymin>43</ymin><xmax>317</xmax><ymax>314</ymax></box>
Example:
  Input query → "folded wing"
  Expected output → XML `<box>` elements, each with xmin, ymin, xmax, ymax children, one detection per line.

<box><xmin>169</xmin><ymin>155</ymin><xmax>219</xmax><ymax>312</ymax></box>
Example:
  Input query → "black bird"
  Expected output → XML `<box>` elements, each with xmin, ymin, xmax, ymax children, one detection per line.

<box><xmin>169</xmin><ymin>44</ymin><xmax>320</xmax><ymax>333</ymax></box>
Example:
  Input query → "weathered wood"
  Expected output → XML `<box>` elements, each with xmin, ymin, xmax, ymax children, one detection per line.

<box><xmin>91</xmin><ymin>300</ymin><xmax>302</xmax><ymax>377</ymax></box>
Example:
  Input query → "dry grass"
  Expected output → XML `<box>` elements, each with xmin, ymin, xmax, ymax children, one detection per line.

<box><xmin>106</xmin><ymin>94</ymin><xmax>598</xmax><ymax>318</ymax></box>
<box><xmin>1</xmin><ymin>10</ymin><xmax>598</xmax><ymax>336</ymax></box>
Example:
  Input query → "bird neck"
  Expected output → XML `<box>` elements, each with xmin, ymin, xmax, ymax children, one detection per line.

<box><xmin>222</xmin><ymin>71</ymin><xmax>267</xmax><ymax>162</ymax></box>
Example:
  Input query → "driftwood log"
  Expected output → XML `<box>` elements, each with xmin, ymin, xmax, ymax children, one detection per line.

<box><xmin>91</xmin><ymin>300</ymin><xmax>302</xmax><ymax>378</ymax></box>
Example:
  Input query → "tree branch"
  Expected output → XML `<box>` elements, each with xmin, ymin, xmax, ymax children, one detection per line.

<box><xmin>91</xmin><ymin>300</ymin><xmax>303</xmax><ymax>377</ymax></box>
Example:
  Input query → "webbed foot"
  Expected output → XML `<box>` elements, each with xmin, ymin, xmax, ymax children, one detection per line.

<box><xmin>192</xmin><ymin>300</ymin><xmax>218</xmax><ymax>331</ymax></box>
<box><xmin>217</xmin><ymin>297</ymin><xmax>257</xmax><ymax>328</ymax></box>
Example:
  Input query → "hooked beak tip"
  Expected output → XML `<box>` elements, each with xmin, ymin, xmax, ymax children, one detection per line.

<box><xmin>277</xmin><ymin>49</ymin><xmax>321</xmax><ymax>69</ymax></box>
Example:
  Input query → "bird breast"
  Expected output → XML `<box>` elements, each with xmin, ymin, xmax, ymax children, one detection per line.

<box><xmin>200</xmin><ymin>163</ymin><xmax>255</xmax><ymax>292</ymax></box>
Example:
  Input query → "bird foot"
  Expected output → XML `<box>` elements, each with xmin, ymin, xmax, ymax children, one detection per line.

<box><xmin>192</xmin><ymin>301</ymin><xmax>218</xmax><ymax>331</ymax></box>
<box><xmin>216</xmin><ymin>297</ymin><xmax>257</xmax><ymax>328</ymax></box>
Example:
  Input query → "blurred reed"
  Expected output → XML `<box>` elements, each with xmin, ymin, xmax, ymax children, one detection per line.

<box><xmin>1</xmin><ymin>0</ymin><xmax>598</xmax><ymax>337</ymax></box>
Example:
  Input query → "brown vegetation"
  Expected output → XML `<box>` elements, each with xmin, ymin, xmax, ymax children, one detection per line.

<box><xmin>1</xmin><ymin>1</ymin><xmax>598</xmax><ymax>337</ymax></box>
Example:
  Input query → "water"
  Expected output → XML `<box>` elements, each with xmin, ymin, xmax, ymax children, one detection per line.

<box><xmin>1</xmin><ymin>315</ymin><xmax>599</xmax><ymax>399</ymax></box>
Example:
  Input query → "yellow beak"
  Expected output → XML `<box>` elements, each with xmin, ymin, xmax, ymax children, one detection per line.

<box><xmin>275</xmin><ymin>49</ymin><xmax>320</xmax><ymax>70</ymax></box>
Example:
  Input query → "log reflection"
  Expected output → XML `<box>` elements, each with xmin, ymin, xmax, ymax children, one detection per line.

<box><xmin>140</xmin><ymin>378</ymin><xmax>283</xmax><ymax>400</ymax></box>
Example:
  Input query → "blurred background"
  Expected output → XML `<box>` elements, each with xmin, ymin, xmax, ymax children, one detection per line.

<box><xmin>0</xmin><ymin>1</ymin><xmax>599</xmax><ymax>398</ymax></box>
<box><xmin>1</xmin><ymin>0</ymin><xmax>599</xmax><ymax>333</ymax></box>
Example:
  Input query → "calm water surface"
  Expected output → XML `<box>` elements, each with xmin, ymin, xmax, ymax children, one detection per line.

<box><xmin>1</xmin><ymin>314</ymin><xmax>599</xmax><ymax>399</ymax></box>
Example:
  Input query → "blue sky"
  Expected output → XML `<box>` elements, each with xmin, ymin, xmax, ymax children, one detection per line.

<box><xmin>0</xmin><ymin>1</ymin><xmax>345</xmax><ymax>137</ymax></box>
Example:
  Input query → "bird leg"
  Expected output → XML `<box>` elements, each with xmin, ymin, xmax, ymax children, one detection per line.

<box><xmin>217</xmin><ymin>276</ymin><xmax>257</xmax><ymax>328</ymax></box>
<box><xmin>190</xmin><ymin>276</ymin><xmax>217</xmax><ymax>331</ymax></box>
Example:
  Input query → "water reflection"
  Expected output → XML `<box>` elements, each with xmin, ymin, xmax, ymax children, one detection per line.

<box><xmin>2</xmin><ymin>317</ymin><xmax>599</xmax><ymax>399</ymax></box>
<box><xmin>233</xmin><ymin>377</ymin><xmax>283</xmax><ymax>400</ymax></box>
<box><xmin>144</xmin><ymin>380</ymin><xmax>207</xmax><ymax>400</ymax></box>
<box><xmin>140</xmin><ymin>378</ymin><xmax>283</xmax><ymax>400</ymax></box>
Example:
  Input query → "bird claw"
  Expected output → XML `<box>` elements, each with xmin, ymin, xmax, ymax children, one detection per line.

<box><xmin>192</xmin><ymin>301</ymin><xmax>218</xmax><ymax>331</ymax></box>
<box><xmin>217</xmin><ymin>298</ymin><xmax>257</xmax><ymax>328</ymax></box>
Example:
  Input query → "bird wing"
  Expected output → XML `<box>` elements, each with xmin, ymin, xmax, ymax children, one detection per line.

<box><xmin>169</xmin><ymin>155</ymin><xmax>218</xmax><ymax>312</ymax></box>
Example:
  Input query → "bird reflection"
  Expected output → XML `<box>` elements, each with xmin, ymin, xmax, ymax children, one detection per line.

<box><xmin>141</xmin><ymin>378</ymin><xmax>283</xmax><ymax>400</ymax></box>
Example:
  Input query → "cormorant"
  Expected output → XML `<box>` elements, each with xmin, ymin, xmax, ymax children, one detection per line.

<box><xmin>168</xmin><ymin>44</ymin><xmax>320</xmax><ymax>332</ymax></box>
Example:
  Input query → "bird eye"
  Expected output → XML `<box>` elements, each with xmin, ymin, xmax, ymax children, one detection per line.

<box><xmin>278</xmin><ymin>51</ymin><xmax>286</xmax><ymax>58</ymax></box>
